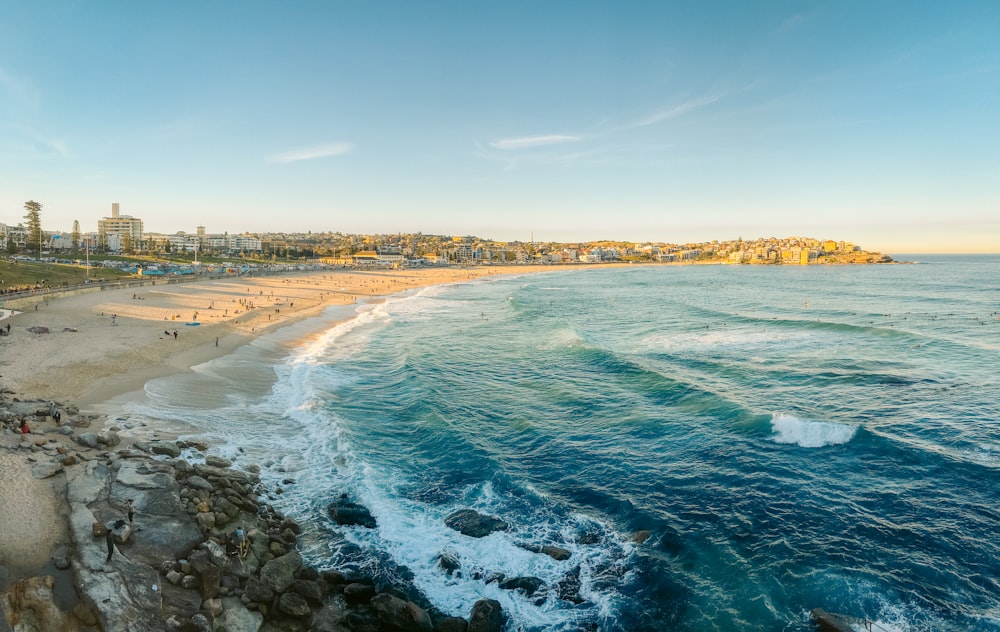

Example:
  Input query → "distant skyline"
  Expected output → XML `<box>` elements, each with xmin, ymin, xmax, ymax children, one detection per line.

<box><xmin>1</xmin><ymin>1</ymin><xmax>997</xmax><ymax>254</ymax></box>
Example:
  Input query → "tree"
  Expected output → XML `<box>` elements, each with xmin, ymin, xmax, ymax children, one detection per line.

<box><xmin>23</xmin><ymin>200</ymin><xmax>42</xmax><ymax>256</ymax></box>
<box><xmin>5</xmin><ymin>233</ymin><xmax>17</xmax><ymax>255</ymax></box>
<box><xmin>71</xmin><ymin>220</ymin><xmax>81</xmax><ymax>254</ymax></box>
<box><xmin>122</xmin><ymin>232</ymin><xmax>133</xmax><ymax>254</ymax></box>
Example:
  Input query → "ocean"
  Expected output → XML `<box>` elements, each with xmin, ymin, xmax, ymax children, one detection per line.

<box><xmin>115</xmin><ymin>254</ymin><xmax>1000</xmax><ymax>631</ymax></box>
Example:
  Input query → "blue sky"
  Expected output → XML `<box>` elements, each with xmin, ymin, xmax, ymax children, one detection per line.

<box><xmin>1</xmin><ymin>1</ymin><xmax>997</xmax><ymax>253</ymax></box>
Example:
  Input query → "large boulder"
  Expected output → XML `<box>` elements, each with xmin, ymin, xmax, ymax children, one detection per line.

<box><xmin>259</xmin><ymin>550</ymin><xmax>302</xmax><ymax>593</ymax></box>
<box><xmin>328</xmin><ymin>495</ymin><xmax>377</xmax><ymax>528</ymax></box>
<box><xmin>30</xmin><ymin>461</ymin><xmax>63</xmax><ymax>479</ymax></box>
<box><xmin>217</xmin><ymin>597</ymin><xmax>264</xmax><ymax>632</ymax></box>
<box><xmin>810</xmin><ymin>608</ymin><xmax>860</xmax><ymax>632</ymax></box>
<box><xmin>76</xmin><ymin>433</ymin><xmax>101</xmax><ymax>449</ymax></box>
<box><xmin>110</xmin><ymin>460</ymin><xmax>203</xmax><ymax>565</ymax></box>
<box><xmin>310</xmin><ymin>603</ymin><xmax>350</xmax><ymax>632</ymax></box>
<box><xmin>370</xmin><ymin>593</ymin><xmax>434</xmax><ymax>632</ymax></box>
<box><xmin>436</xmin><ymin>616</ymin><xmax>469</xmax><ymax>632</ymax></box>
<box><xmin>278</xmin><ymin>592</ymin><xmax>312</xmax><ymax>618</ymax></box>
<box><xmin>444</xmin><ymin>510</ymin><xmax>508</xmax><ymax>538</ymax></box>
<box><xmin>467</xmin><ymin>599</ymin><xmax>504</xmax><ymax>632</ymax></box>
<box><xmin>148</xmin><ymin>441</ymin><xmax>182</xmax><ymax>458</ymax></box>
<box><xmin>0</xmin><ymin>575</ymin><xmax>76</xmax><ymax>632</ymax></box>
<box><xmin>540</xmin><ymin>545</ymin><xmax>571</xmax><ymax>561</ymax></box>
<box><xmin>342</xmin><ymin>583</ymin><xmax>375</xmax><ymax>604</ymax></box>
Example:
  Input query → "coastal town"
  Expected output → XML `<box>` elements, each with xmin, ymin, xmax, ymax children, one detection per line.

<box><xmin>2</xmin><ymin>202</ymin><xmax>892</xmax><ymax>273</ymax></box>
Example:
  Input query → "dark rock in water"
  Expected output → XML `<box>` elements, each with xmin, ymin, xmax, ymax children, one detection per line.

<box><xmin>436</xmin><ymin>549</ymin><xmax>461</xmax><ymax>575</ymax></box>
<box><xmin>575</xmin><ymin>530</ymin><xmax>602</xmax><ymax>545</ymax></box>
<box><xmin>631</xmin><ymin>530</ymin><xmax>652</xmax><ymax>544</ymax></box>
<box><xmin>556</xmin><ymin>566</ymin><xmax>586</xmax><ymax>604</ymax></box>
<box><xmin>328</xmin><ymin>494</ymin><xmax>377</xmax><ymax>528</ymax></box>
<box><xmin>278</xmin><ymin>591</ymin><xmax>312</xmax><ymax>618</ymax></box>
<box><xmin>810</xmin><ymin>608</ymin><xmax>860</xmax><ymax>632</ymax></box>
<box><xmin>444</xmin><ymin>509</ymin><xmax>508</xmax><ymax>538</ymax></box>
<box><xmin>436</xmin><ymin>616</ymin><xmax>469</xmax><ymax>632</ymax></box>
<box><xmin>540</xmin><ymin>545</ymin><xmax>571</xmax><ymax>561</ymax></box>
<box><xmin>483</xmin><ymin>572</ymin><xmax>505</xmax><ymax>585</ymax></box>
<box><xmin>498</xmin><ymin>576</ymin><xmax>544</xmax><ymax>596</ymax></box>
<box><xmin>468</xmin><ymin>599</ymin><xmax>504</xmax><ymax>632</ymax></box>
<box><xmin>343</xmin><ymin>582</ymin><xmax>376</xmax><ymax>604</ymax></box>
<box><xmin>370</xmin><ymin>593</ymin><xmax>434</xmax><ymax>631</ymax></box>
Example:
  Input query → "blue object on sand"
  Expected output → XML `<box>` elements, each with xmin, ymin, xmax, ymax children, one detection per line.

<box><xmin>185</xmin><ymin>322</ymin><xmax>201</xmax><ymax>326</ymax></box>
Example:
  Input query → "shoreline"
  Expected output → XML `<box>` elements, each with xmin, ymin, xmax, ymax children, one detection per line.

<box><xmin>0</xmin><ymin>263</ymin><xmax>598</xmax><ymax>626</ymax></box>
<box><xmin>1</xmin><ymin>265</ymin><xmax>587</xmax><ymax>408</ymax></box>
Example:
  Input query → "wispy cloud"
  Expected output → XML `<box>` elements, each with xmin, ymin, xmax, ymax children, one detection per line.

<box><xmin>629</xmin><ymin>96</ymin><xmax>721</xmax><ymax>129</ymax></box>
<box><xmin>270</xmin><ymin>142</ymin><xmax>354</xmax><ymax>163</ymax></box>
<box><xmin>15</xmin><ymin>125</ymin><xmax>69</xmax><ymax>157</ymax></box>
<box><xmin>489</xmin><ymin>135</ymin><xmax>580</xmax><ymax>150</ymax></box>
<box><xmin>0</xmin><ymin>66</ymin><xmax>39</xmax><ymax>110</ymax></box>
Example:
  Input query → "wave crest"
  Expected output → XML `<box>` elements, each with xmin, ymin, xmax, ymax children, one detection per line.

<box><xmin>770</xmin><ymin>414</ymin><xmax>857</xmax><ymax>448</ymax></box>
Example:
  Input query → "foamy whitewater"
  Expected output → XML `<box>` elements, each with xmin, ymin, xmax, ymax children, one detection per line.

<box><xmin>120</xmin><ymin>255</ymin><xmax>1000</xmax><ymax>631</ymax></box>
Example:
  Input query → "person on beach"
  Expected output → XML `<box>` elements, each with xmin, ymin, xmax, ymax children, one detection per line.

<box><xmin>173</xmin><ymin>330</ymin><xmax>178</xmax><ymax>339</ymax></box>
<box><xmin>19</xmin><ymin>419</ymin><xmax>29</xmax><ymax>434</ymax></box>
<box><xmin>127</xmin><ymin>499</ymin><xmax>134</xmax><ymax>525</ymax></box>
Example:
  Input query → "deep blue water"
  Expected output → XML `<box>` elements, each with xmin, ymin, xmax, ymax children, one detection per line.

<box><xmin>128</xmin><ymin>255</ymin><xmax>1000</xmax><ymax>631</ymax></box>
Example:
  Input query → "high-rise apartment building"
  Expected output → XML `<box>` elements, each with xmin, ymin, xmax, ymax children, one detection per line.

<box><xmin>97</xmin><ymin>203</ymin><xmax>143</xmax><ymax>252</ymax></box>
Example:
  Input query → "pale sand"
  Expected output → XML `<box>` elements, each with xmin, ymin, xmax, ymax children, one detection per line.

<box><xmin>0</xmin><ymin>264</ymin><xmax>589</xmax><ymax>580</ymax></box>
<box><xmin>0</xmin><ymin>450</ymin><xmax>68</xmax><ymax>576</ymax></box>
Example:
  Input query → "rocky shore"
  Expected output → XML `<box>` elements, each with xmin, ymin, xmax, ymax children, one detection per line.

<box><xmin>0</xmin><ymin>395</ymin><xmax>507</xmax><ymax>632</ymax></box>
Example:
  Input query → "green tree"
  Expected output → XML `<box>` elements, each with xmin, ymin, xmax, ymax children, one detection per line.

<box><xmin>23</xmin><ymin>200</ymin><xmax>42</xmax><ymax>256</ymax></box>
<box><xmin>71</xmin><ymin>220</ymin><xmax>81</xmax><ymax>253</ymax></box>
<box><xmin>122</xmin><ymin>232</ymin><xmax>133</xmax><ymax>254</ymax></box>
<box><xmin>5</xmin><ymin>232</ymin><xmax>17</xmax><ymax>255</ymax></box>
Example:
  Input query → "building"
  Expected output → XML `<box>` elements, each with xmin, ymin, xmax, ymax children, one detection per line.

<box><xmin>97</xmin><ymin>203</ymin><xmax>143</xmax><ymax>252</ymax></box>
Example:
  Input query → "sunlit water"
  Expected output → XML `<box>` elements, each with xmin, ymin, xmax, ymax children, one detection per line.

<box><xmin>118</xmin><ymin>255</ymin><xmax>1000</xmax><ymax>631</ymax></box>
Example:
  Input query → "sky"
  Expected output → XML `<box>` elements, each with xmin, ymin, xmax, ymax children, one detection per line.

<box><xmin>1</xmin><ymin>1</ymin><xmax>998</xmax><ymax>254</ymax></box>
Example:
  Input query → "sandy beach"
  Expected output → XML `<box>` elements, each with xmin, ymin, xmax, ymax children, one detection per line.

<box><xmin>0</xmin><ymin>264</ymin><xmax>574</xmax><ymax>598</ymax></box>
<box><xmin>0</xmin><ymin>266</ymin><xmax>551</xmax><ymax>406</ymax></box>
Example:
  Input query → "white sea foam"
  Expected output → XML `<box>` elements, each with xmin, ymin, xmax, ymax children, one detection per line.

<box><xmin>645</xmin><ymin>329</ymin><xmax>820</xmax><ymax>356</ymax></box>
<box><xmin>770</xmin><ymin>414</ymin><xmax>857</xmax><ymax>448</ymax></box>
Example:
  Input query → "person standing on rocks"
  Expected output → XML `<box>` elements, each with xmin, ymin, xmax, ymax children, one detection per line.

<box><xmin>105</xmin><ymin>528</ymin><xmax>115</xmax><ymax>562</ymax></box>
<box><xmin>127</xmin><ymin>499</ymin><xmax>134</xmax><ymax>525</ymax></box>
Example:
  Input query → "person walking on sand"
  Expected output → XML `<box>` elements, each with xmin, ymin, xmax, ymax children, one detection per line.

<box><xmin>173</xmin><ymin>330</ymin><xmax>178</xmax><ymax>339</ymax></box>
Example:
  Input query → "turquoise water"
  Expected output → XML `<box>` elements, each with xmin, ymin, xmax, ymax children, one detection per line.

<box><xmin>129</xmin><ymin>255</ymin><xmax>1000</xmax><ymax>631</ymax></box>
